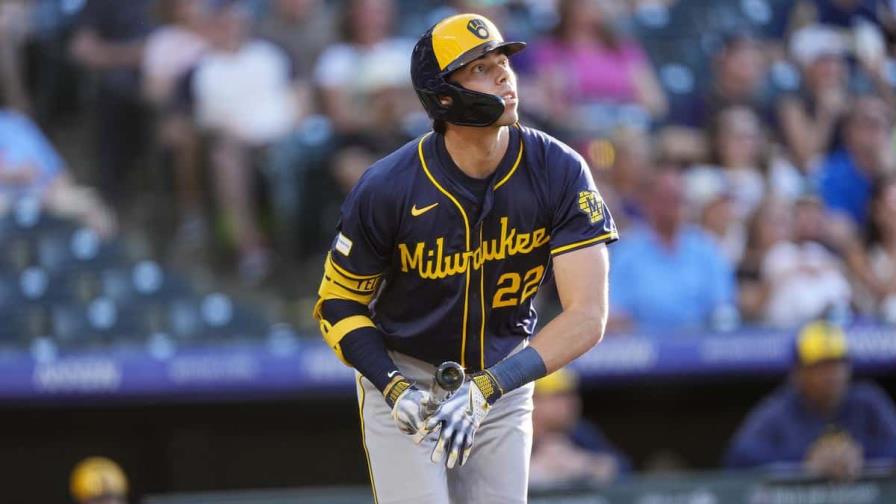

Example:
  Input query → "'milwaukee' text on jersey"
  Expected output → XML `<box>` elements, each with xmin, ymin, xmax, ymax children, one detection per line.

<box><xmin>318</xmin><ymin>125</ymin><xmax>618</xmax><ymax>371</ymax></box>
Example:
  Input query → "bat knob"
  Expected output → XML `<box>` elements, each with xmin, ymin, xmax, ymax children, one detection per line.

<box><xmin>435</xmin><ymin>361</ymin><xmax>465</xmax><ymax>393</ymax></box>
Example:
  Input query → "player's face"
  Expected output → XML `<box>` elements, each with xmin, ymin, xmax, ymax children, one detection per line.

<box><xmin>796</xmin><ymin>360</ymin><xmax>850</xmax><ymax>413</ymax></box>
<box><xmin>451</xmin><ymin>50</ymin><xmax>519</xmax><ymax>126</ymax></box>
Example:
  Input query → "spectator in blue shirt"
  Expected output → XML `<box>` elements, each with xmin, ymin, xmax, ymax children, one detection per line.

<box><xmin>608</xmin><ymin>166</ymin><xmax>737</xmax><ymax>331</ymax></box>
<box><xmin>815</xmin><ymin>95</ymin><xmax>894</xmax><ymax>228</ymax></box>
<box><xmin>0</xmin><ymin>108</ymin><xmax>65</xmax><ymax>200</ymax></box>
<box><xmin>0</xmin><ymin>108</ymin><xmax>115</xmax><ymax>235</ymax></box>
<box><xmin>530</xmin><ymin>367</ymin><xmax>630</xmax><ymax>487</ymax></box>
<box><xmin>725</xmin><ymin>321</ymin><xmax>896</xmax><ymax>479</ymax></box>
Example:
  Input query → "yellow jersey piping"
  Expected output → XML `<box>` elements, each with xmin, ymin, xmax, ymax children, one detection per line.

<box><xmin>550</xmin><ymin>232</ymin><xmax>618</xmax><ymax>256</ymax></box>
<box><xmin>417</xmin><ymin>133</ymin><xmax>472</xmax><ymax>367</ymax></box>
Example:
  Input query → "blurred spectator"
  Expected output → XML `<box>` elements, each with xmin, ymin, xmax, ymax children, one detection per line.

<box><xmin>0</xmin><ymin>108</ymin><xmax>115</xmax><ymax>236</ymax></box>
<box><xmin>691</xmin><ymin>32</ymin><xmax>772</xmax><ymax>130</ymax></box>
<box><xmin>255</xmin><ymin>0</ymin><xmax>333</xmax><ymax>80</ymax></box>
<box><xmin>70</xmin><ymin>456</ymin><xmax>129</xmax><ymax>504</ymax></box>
<box><xmin>142</xmin><ymin>0</ymin><xmax>211</xmax><ymax>250</ymax></box>
<box><xmin>788</xmin><ymin>0</ymin><xmax>896</xmax><ymax>37</ymax></box>
<box><xmin>692</xmin><ymin>106</ymin><xmax>803</xmax><ymax>221</ymax></box>
<box><xmin>0</xmin><ymin>0</ymin><xmax>31</xmax><ymax>112</ymax></box>
<box><xmin>187</xmin><ymin>0</ymin><xmax>304</xmax><ymax>283</ymax></box>
<box><xmin>687</xmin><ymin>106</ymin><xmax>805</xmax><ymax>263</ymax></box>
<box><xmin>70</xmin><ymin>0</ymin><xmax>155</xmax><ymax>206</ymax></box>
<box><xmin>725</xmin><ymin>321</ymin><xmax>896</xmax><ymax>478</ymax></box>
<box><xmin>595</xmin><ymin>127</ymin><xmax>652</xmax><ymax>229</ymax></box>
<box><xmin>760</xmin><ymin>195</ymin><xmax>853</xmax><ymax>327</ymax></box>
<box><xmin>312</xmin><ymin>0</ymin><xmax>417</xmax><ymax>140</ymax></box>
<box><xmin>777</xmin><ymin>25</ymin><xmax>850</xmax><ymax>170</ymax></box>
<box><xmin>523</xmin><ymin>0</ymin><xmax>666</xmax><ymax>138</ymax></box>
<box><xmin>530</xmin><ymin>368</ymin><xmax>630</xmax><ymax>487</ymax></box>
<box><xmin>854</xmin><ymin>177</ymin><xmax>896</xmax><ymax>322</ymax></box>
<box><xmin>815</xmin><ymin>94</ymin><xmax>895</xmax><ymax>228</ymax></box>
<box><xmin>737</xmin><ymin>197</ymin><xmax>790</xmax><ymax>322</ymax></box>
<box><xmin>142</xmin><ymin>0</ymin><xmax>210</xmax><ymax>107</ymax></box>
<box><xmin>608</xmin><ymin>166</ymin><xmax>737</xmax><ymax>332</ymax></box>
<box><xmin>330</xmin><ymin>139</ymin><xmax>382</xmax><ymax>196</ymax></box>
<box><xmin>256</xmin><ymin>0</ymin><xmax>336</xmax><ymax>259</ymax></box>
<box><xmin>696</xmin><ymin>191</ymin><xmax>744</xmax><ymax>267</ymax></box>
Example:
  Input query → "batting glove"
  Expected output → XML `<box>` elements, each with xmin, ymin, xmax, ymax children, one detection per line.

<box><xmin>424</xmin><ymin>371</ymin><xmax>503</xmax><ymax>469</ymax></box>
<box><xmin>384</xmin><ymin>375</ymin><xmax>433</xmax><ymax>436</ymax></box>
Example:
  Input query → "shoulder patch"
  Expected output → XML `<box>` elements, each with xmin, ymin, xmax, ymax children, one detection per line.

<box><xmin>335</xmin><ymin>232</ymin><xmax>353</xmax><ymax>256</ymax></box>
<box><xmin>577</xmin><ymin>190</ymin><xmax>604</xmax><ymax>224</ymax></box>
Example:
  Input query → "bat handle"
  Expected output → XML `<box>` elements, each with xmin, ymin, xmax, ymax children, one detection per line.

<box><xmin>411</xmin><ymin>361</ymin><xmax>465</xmax><ymax>444</ymax></box>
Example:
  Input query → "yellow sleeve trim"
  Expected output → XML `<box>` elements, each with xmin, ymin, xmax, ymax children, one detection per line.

<box><xmin>318</xmin><ymin>254</ymin><xmax>383</xmax><ymax>305</ymax></box>
<box><xmin>318</xmin><ymin>314</ymin><xmax>376</xmax><ymax>367</ymax></box>
<box><xmin>328</xmin><ymin>252</ymin><xmax>383</xmax><ymax>280</ymax></box>
<box><xmin>324</xmin><ymin>315</ymin><xmax>376</xmax><ymax>348</ymax></box>
<box><xmin>550</xmin><ymin>232</ymin><xmax>618</xmax><ymax>256</ymax></box>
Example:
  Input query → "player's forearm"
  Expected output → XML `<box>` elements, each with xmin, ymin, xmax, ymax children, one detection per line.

<box><xmin>529</xmin><ymin>302</ymin><xmax>607</xmax><ymax>373</ymax></box>
<box><xmin>315</xmin><ymin>298</ymin><xmax>401</xmax><ymax>393</ymax></box>
<box><xmin>339</xmin><ymin>326</ymin><xmax>403</xmax><ymax>393</ymax></box>
<box><xmin>475</xmin><ymin>297</ymin><xmax>607</xmax><ymax>403</ymax></box>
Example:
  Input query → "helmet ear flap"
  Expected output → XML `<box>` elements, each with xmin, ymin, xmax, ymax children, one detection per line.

<box><xmin>438</xmin><ymin>81</ymin><xmax>506</xmax><ymax>127</ymax></box>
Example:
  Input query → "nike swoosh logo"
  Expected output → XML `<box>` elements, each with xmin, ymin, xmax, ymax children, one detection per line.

<box><xmin>411</xmin><ymin>202</ymin><xmax>439</xmax><ymax>217</ymax></box>
<box><xmin>387</xmin><ymin>370</ymin><xmax>398</xmax><ymax>378</ymax></box>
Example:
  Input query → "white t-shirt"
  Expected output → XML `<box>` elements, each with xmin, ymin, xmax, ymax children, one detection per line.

<box><xmin>761</xmin><ymin>240</ymin><xmax>852</xmax><ymax>327</ymax></box>
<box><xmin>193</xmin><ymin>40</ymin><xmax>297</xmax><ymax>144</ymax></box>
<box><xmin>313</xmin><ymin>38</ymin><xmax>415</xmax><ymax>96</ymax></box>
<box><xmin>142</xmin><ymin>26</ymin><xmax>209</xmax><ymax>104</ymax></box>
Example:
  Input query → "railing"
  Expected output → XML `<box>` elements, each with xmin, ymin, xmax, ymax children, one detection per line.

<box><xmin>143</xmin><ymin>469</ymin><xmax>896</xmax><ymax>504</ymax></box>
<box><xmin>1</xmin><ymin>325</ymin><xmax>893</xmax><ymax>402</ymax></box>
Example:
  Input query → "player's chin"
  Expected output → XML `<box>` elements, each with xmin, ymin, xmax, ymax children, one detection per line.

<box><xmin>495</xmin><ymin>107</ymin><xmax>519</xmax><ymax>126</ymax></box>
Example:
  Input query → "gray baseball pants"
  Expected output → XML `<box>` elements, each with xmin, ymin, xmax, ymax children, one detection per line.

<box><xmin>355</xmin><ymin>350</ymin><xmax>535</xmax><ymax>504</ymax></box>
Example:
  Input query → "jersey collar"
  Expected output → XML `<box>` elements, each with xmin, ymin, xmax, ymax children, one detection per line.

<box><xmin>427</xmin><ymin>124</ymin><xmax>523</xmax><ymax>206</ymax></box>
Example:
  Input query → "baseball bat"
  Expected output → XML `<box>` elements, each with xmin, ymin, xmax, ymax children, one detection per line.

<box><xmin>412</xmin><ymin>361</ymin><xmax>465</xmax><ymax>443</ymax></box>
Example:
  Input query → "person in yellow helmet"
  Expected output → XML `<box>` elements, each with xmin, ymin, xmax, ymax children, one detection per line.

<box><xmin>70</xmin><ymin>456</ymin><xmax>128</xmax><ymax>504</ymax></box>
<box><xmin>724</xmin><ymin>321</ymin><xmax>896</xmax><ymax>480</ymax></box>
<box><xmin>313</xmin><ymin>10</ymin><xmax>617</xmax><ymax>504</ymax></box>
<box><xmin>530</xmin><ymin>368</ymin><xmax>629</xmax><ymax>488</ymax></box>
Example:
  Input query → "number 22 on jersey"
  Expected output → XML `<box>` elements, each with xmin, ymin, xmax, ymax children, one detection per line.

<box><xmin>492</xmin><ymin>265</ymin><xmax>545</xmax><ymax>308</ymax></box>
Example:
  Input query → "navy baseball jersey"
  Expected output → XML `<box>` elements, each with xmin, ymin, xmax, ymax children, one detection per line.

<box><xmin>320</xmin><ymin>125</ymin><xmax>617</xmax><ymax>371</ymax></box>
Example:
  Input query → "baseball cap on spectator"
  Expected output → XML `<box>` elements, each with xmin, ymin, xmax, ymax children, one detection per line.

<box><xmin>789</xmin><ymin>25</ymin><xmax>847</xmax><ymax>68</ymax></box>
<box><xmin>534</xmin><ymin>367</ymin><xmax>578</xmax><ymax>396</ymax></box>
<box><xmin>794</xmin><ymin>320</ymin><xmax>848</xmax><ymax>367</ymax></box>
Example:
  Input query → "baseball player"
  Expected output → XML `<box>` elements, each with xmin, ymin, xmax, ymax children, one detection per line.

<box><xmin>313</xmin><ymin>13</ymin><xmax>617</xmax><ymax>504</ymax></box>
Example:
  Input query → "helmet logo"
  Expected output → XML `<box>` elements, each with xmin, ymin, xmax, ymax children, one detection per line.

<box><xmin>467</xmin><ymin>19</ymin><xmax>490</xmax><ymax>39</ymax></box>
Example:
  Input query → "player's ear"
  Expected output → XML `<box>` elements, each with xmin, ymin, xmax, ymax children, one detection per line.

<box><xmin>438</xmin><ymin>96</ymin><xmax>453</xmax><ymax>107</ymax></box>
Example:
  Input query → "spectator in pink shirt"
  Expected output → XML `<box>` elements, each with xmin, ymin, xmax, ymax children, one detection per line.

<box><xmin>524</xmin><ymin>0</ymin><xmax>666</xmax><ymax>138</ymax></box>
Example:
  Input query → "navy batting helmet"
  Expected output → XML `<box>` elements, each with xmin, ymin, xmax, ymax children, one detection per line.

<box><xmin>411</xmin><ymin>13</ymin><xmax>526</xmax><ymax>127</ymax></box>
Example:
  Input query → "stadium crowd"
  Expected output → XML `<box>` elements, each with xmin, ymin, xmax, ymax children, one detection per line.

<box><xmin>1</xmin><ymin>0</ymin><xmax>895</xmax><ymax>328</ymax></box>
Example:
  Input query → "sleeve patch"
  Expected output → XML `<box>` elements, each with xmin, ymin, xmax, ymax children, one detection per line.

<box><xmin>577</xmin><ymin>190</ymin><xmax>604</xmax><ymax>224</ymax></box>
<box><xmin>335</xmin><ymin>232</ymin><xmax>353</xmax><ymax>256</ymax></box>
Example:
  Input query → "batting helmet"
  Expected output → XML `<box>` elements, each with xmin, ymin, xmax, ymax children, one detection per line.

<box><xmin>411</xmin><ymin>13</ymin><xmax>526</xmax><ymax>127</ymax></box>
<box><xmin>70</xmin><ymin>456</ymin><xmax>128</xmax><ymax>503</ymax></box>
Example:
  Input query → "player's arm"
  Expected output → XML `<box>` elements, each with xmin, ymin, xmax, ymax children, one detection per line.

<box><xmin>444</xmin><ymin>242</ymin><xmax>608</xmax><ymax>408</ymax></box>
<box><xmin>313</xmin><ymin>172</ymin><xmax>433</xmax><ymax>435</ymax></box>
<box><xmin>315</xmin><ymin>255</ymin><xmax>434</xmax><ymax>435</ymax></box>
<box><xmin>529</xmin><ymin>242</ymin><xmax>608</xmax><ymax>371</ymax></box>
<box><xmin>425</xmin><ymin>243</ymin><xmax>610</xmax><ymax>468</ymax></box>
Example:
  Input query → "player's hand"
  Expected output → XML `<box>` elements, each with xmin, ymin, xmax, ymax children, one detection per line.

<box><xmin>386</xmin><ymin>379</ymin><xmax>433</xmax><ymax>436</ymax></box>
<box><xmin>424</xmin><ymin>371</ymin><xmax>501</xmax><ymax>469</ymax></box>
